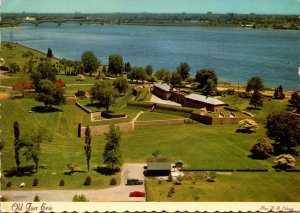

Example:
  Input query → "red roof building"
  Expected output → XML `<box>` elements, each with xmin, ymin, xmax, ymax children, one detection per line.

<box><xmin>55</xmin><ymin>79</ymin><xmax>66</xmax><ymax>86</ymax></box>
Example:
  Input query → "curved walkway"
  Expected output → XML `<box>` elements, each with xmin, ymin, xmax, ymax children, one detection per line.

<box><xmin>2</xmin><ymin>164</ymin><xmax>146</xmax><ymax>202</ymax></box>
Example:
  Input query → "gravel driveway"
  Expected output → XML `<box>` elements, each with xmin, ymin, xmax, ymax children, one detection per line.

<box><xmin>2</xmin><ymin>164</ymin><xmax>146</xmax><ymax>202</ymax></box>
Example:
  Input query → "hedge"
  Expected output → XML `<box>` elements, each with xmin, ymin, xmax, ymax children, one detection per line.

<box><xmin>154</xmin><ymin>104</ymin><xmax>195</xmax><ymax>113</ymax></box>
<box><xmin>136</xmin><ymin>89</ymin><xmax>149</xmax><ymax>101</ymax></box>
<box><xmin>127</xmin><ymin>101</ymin><xmax>154</xmax><ymax>108</ymax></box>
<box><xmin>236</xmin><ymin>169</ymin><xmax>268</xmax><ymax>172</ymax></box>
<box><xmin>181</xmin><ymin>169</ymin><xmax>235</xmax><ymax>172</ymax></box>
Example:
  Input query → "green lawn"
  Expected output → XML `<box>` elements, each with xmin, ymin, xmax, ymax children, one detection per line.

<box><xmin>137</xmin><ymin>111</ymin><xmax>185</xmax><ymax>121</ymax></box>
<box><xmin>121</xmin><ymin>124</ymin><xmax>272</xmax><ymax>170</ymax></box>
<box><xmin>1</xmin><ymin>98</ymin><xmax>119</xmax><ymax>190</ymax></box>
<box><xmin>146</xmin><ymin>171</ymin><xmax>300</xmax><ymax>201</ymax></box>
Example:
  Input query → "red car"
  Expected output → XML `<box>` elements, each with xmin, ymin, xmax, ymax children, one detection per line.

<box><xmin>129</xmin><ymin>191</ymin><xmax>145</xmax><ymax>197</ymax></box>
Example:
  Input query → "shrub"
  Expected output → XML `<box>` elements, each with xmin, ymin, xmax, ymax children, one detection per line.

<box><xmin>72</xmin><ymin>194</ymin><xmax>88</xmax><ymax>202</ymax></box>
<box><xmin>84</xmin><ymin>176</ymin><xmax>91</xmax><ymax>186</ymax></box>
<box><xmin>206</xmin><ymin>172</ymin><xmax>217</xmax><ymax>182</ymax></box>
<box><xmin>167</xmin><ymin>174</ymin><xmax>173</xmax><ymax>182</ymax></box>
<box><xmin>34</xmin><ymin>194</ymin><xmax>40</xmax><ymax>202</ymax></box>
<box><xmin>237</xmin><ymin>119</ymin><xmax>258</xmax><ymax>133</ymax></box>
<box><xmin>32</xmin><ymin>178</ymin><xmax>38</xmax><ymax>186</ymax></box>
<box><xmin>274</xmin><ymin>154</ymin><xmax>296</xmax><ymax>170</ymax></box>
<box><xmin>6</xmin><ymin>181</ymin><xmax>12</xmax><ymax>188</ymax></box>
<box><xmin>250</xmin><ymin>138</ymin><xmax>274</xmax><ymax>158</ymax></box>
<box><xmin>59</xmin><ymin>179</ymin><xmax>65</xmax><ymax>186</ymax></box>
<box><xmin>110</xmin><ymin>178</ymin><xmax>117</xmax><ymax>185</ymax></box>
<box><xmin>170</xmin><ymin>187</ymin><xmax>175</xmax><ymax>193</ymax></box>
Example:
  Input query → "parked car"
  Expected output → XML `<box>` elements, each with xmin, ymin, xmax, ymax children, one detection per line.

<box><xmin>126</xmin><ymin>178</ymin><xmax>143</xmax><ymax>185</ymax></box>
<box><xmin>129</xmin><ymin>191</ymin><xmax>145</xmax><ymax>197</ymax></box>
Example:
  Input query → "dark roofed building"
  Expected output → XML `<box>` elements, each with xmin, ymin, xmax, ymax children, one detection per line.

<box><xmin>152</xmin><ymin>83</ymin><xmax>176</xmax><ymax>100</ymax></box>
<box><xmin>183</xmin><ymin>93</ymin><xmax>226</xmax><ymax>112</ymax></box>
<box><xmin>144</xmin><ymin>162</ymin><xmax>171</xmax><ymax>176</ymax></box>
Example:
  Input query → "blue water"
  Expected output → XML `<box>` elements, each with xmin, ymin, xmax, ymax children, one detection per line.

<box><xmin>1</xmin><ymin>23</ymin><xmax>300</xmax><ymax>90</ymax></box>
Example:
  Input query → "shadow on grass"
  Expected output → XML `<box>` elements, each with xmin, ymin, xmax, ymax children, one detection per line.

<box><xmin>31</xmin><ymin>106</ymin><xmax>63</xmax><ymax>113</ymax></box>
<box><xmin>246</xmin><ymin>107</ymin><xmax>261</xmax><ymax>111</ymax></box>
<box><xmin>63</xmin><ymin>170</ymin><xmax>87</xmax><ymax>175</ymax></box>
<box><xmin>248</xmin><ymin>154</ymin><xmax>270</xmax><ymax>160</ymax></box>
<box><xmin>3</xmin><ymin>165</ymin><xmax>35</xmax><ymax>177</ymax></box>
<box><xmin>93</xmin><ymin>166</ymin><xmax>120</xmax><ymax>175</ymax></box>
<box><xmin>235</xmin><ymin>129</ymin><xmax>255</xmax><ymax>134</ymax></box>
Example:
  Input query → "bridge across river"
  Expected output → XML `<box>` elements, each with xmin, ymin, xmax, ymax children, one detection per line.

<box><xmin>2</xmin><ymin>18</ymin><xmax>115</xmax><ymax>26</ymax></box>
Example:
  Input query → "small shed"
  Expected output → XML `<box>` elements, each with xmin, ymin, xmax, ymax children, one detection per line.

<box><xmin>175</xmin><ymin>160</ymin><xmax>184</xmax><ymax>169</ymax></box>
<box><xmin>144</xmin><ymin>162</ymin><xmax>171</xmax><ymax>176</ymax></box>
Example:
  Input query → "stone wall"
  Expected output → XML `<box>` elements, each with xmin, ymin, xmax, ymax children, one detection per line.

<box><xmin>135</xmin><ymin>118</ymin><xmax>189</xmax><ymax>127</ymax></box>
<box><xmin>75</xmin><ymin>101</ymin><xmax>92</xmax><ymax>113</ymax></box>
<box><xmin>81</xmin><ymin>122</ymin><xmax>134</xmax><ymax>136</ymax></box>
<box><xmin>191</xmin><ymin>113</ymin><xmax>246</xmax><ymax>125</ymax></box>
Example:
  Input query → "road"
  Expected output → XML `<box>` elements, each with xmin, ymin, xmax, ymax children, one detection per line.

<box><xmin>2</xmin><ymin>164</ymin><xmax>146</xmax><ymax>202</ymax></box>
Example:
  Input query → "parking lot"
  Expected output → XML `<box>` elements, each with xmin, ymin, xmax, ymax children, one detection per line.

<box><xmin>2</xmin><ymin>164</ymin><xmax>146</xmax><ymax>202</ymax></box>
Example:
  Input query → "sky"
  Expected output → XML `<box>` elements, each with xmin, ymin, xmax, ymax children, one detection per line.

<box><xmin>1</xmin><ymin>0</ymin><xmax>300</xmax><ymax>14</ymax></box>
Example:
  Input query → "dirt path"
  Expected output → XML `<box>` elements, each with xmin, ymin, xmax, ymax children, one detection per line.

<box><xmin>2</xmin><ymin>164</ymin><xmax>146</xmax><ymax>202</ymax></box>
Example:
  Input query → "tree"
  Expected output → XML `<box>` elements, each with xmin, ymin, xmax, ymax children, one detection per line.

<box><xmin>274</xmin><ymin>154</ymin><xmax>296</xmax><ymax>170</ymax></box>
<box><xmin>124</xmin><ymin>62</ymin><xmax>131</xmax><ymax>73</ymax></box>
<box><xmin>273</xmin><ymin>85</ymin><xmax>285</xmax><ymax>99</ymax></box>
<box><xmin>90</xmin><ymin>81</ymin><xmax>118</xmax><ymax>112</ymax></box>
<box><xmin>108</xmin><ymin>54</ymin><xmax>123</xmax><ymax>77</ymax></box>
<box><xmin>145</xmin><ymin>64</ymin><xmax>153</xmax><ymax>76</ymax></box>
<box><xmin>155</xmin><ymin>68</ymin><xmax>171</xmax><ymax>83</ymax></box>
<box><xmin>249</xmin><ymin>91</ymin><xmax>263</xmax><ymax>108</ymax></box>
<box><xmin>9</xmin><ymin>63</ymin><xmax>21</xmax><ymax>73</ymax></box>
<box><xmin>81</xmin><ymin>51</ymin><xmax>100</xmax><ymax>76</ymax></box>
<box><xmin>128</xmin><ymin>67</ymin><xmax>146</xmax><ymax>83</ymax></box>
<box><xmin>202</xmin><ymin>79</ymin><xmax>216</xmax><ymax>96</ymax></box>
<box><xmin>84</xmin><ymin>125</ymin><xmax>92</xmax><ymax>172</ymax></box>
<box><xmin>266</xmin><ymin>111</ymin><xmax>300</xmax><ymax>154</ymax></box>
<box><xmin>103</xmin><ymin>124</ymin><xmax>122</xmax><ymax>170</ymax></box>
<box><xmin>24</xmin><ymin>128</ymin><xmax>52</xmax><ymax>173</ymax></box>
<box><xmin>13</xmin><ymin>121</ymin><xmax>21</xmax><ymax>171</ymax></box>
<box><xmin>170</xmin><ymin>72</ymin><xmax>182</xmax><ymax>87</ymax></box>
<box><xmin>237</xmin><ymin>119</ymin><xmax>258</xmax><ymax>133</ymax></box>
<box><xmin>30</xmin><ymin>60</ymin><xmax>56</xmax><ymax>92</ymax></box>
<box><xmin>250</xmin><ymin>138</ymin><xmax>274</xmax><ymax>158</ymax></box>
<box><xmin>195</xmin><ymin>69</ymin><xmax>218</xmax><ymax>89</ymax></box>
<box><xmin>113</xmin><ymin>77</ymin><xmax>129</xmax><ymax>95</ymax></box>
<box><xmin>176</xmin><ymin>62</ymin><xmax>190</xmax><ymax>80</ymax></box>
<box><xmin>246</xmin><ymin>76</ymin><xmax>264</xmax><ymax>92</ymax></box>
<box><xmin>47</xmin><ymin>48</ymin><xmax>53</xmax><ymax>58</ymax></box>
<box><xmin>35</xmin><ymin>80</ymin><xmax>65</xmax><ymax>108</ymax></box>
<box><xmin>289</xmin><ymin>91</ymin><xmax>300</xmax><ymax>113</ymax></box>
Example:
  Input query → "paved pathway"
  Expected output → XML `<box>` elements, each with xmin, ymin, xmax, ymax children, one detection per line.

<box><xmin>2</xmin><ymin>164</ymin><xmax>146</xmax><ymax>202</ymax></box>
<box><xmin>150</xmin><ymin>94</ymin><xmax>182</xmax><ymax>106</ymax></box>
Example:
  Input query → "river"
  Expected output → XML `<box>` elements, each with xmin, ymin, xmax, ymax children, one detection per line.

<box><xmin>1</xmin><ymin>23</ymin><xmax>300</xmax><ymax>90</ymax></box>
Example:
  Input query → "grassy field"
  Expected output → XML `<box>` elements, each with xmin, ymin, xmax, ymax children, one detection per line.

<box><xmin>220</xmin><ymin>94</ymin><xmax>289</xmax><ymax>124</ymax></box>
<box><xmin>1</xmin><ymin>98</ymin><xmax>119</xmax><ymax>190</ymax></box>
<box><xmin>146</xmin><ymin>171</ymin><xmax>300</xmax><ymax>201</ymax></box>
<box><xmin>0</xmin><ymin>41</ymin><xmax>59</xmax><ymax>70</ymax></box>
